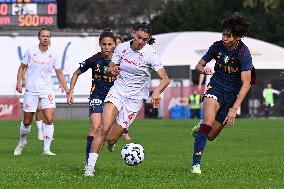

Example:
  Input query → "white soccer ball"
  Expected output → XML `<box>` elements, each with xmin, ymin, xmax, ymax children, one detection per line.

<box><xmin>121</xmin><ymin>143</ymin><xmax>145</xmax><ymax>166</ymax></box>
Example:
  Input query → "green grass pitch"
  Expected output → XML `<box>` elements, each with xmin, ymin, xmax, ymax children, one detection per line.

<box><xmin>0</xmin><ymin>119</ymin><xmax>284</xmax><ymax>188</ymax></box>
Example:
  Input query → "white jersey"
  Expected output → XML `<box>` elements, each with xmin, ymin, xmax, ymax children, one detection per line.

<box><xmin>204</xmin><ymin>61</ymin><xmax>215</xmax><ymax>86</ymax></box>
<box><xmin>22</xmin><ymin>45</ymin><xmax>60</xmax><ymax>95</ymax></box>
<box><xmin>111</xmin><ymin>41</ymin><xmax>163</xmax><ymax>100</ymax></box>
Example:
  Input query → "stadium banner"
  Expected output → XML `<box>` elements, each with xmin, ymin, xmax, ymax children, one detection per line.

<box><xmin>0</xmin><ymin>36</ymin><xmax>100</xmax><ymax>101</ymax></box>
<box><xmin>0</xmin><ymin>97</ymin><xmax>21</xmax><ymax>120</ymax></box>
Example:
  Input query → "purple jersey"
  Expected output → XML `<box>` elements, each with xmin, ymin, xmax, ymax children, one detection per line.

<box><xmin>202</xmin><ymin>40</ymin><xmax>252</xmax><ymax>92</ymax></box>
<box><xmin>79</xmin><ymin>52</ymin><xmax>116</xmax><ymax>99</ymax></box>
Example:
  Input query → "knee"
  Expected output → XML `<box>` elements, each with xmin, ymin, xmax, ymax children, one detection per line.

<box><xmin>45</xmin><ymin>117</ymin><xmax>53</xmax><ymax>125</ymax></box>
<box><xmin>90</xmin><ymin>124</ymin><xmax>99</xmax><ymax>135</ymax></box>
<box><xmin>23</xmin><ymin>120</ymin><xmax>32</xmax><ymax>126</ymax></box>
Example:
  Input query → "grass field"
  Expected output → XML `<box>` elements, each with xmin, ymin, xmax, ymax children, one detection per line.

<box><xmin>0</xmin><ymin>118</ymin><xmax>284</xmax><ymax>189</ymax></box>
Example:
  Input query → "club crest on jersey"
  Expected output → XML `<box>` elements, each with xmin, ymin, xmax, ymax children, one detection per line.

<box><xmin>224</xmin><ymin>55</ymin><xmax>229</xmax><ymax>64</ymax></box>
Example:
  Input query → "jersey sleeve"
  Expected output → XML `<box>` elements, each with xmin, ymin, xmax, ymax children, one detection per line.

<box><xmin>21</xmin><ymin>49</ymin><xmax>31</xmax><ymax>65</ymax></box>
<box><xmin>149</xmin><ymin>47</ymin><xmax>163</xmax><ymax>71</ymax></box>
<box><xmin>239</xmin><ymin>46</ymin><xmax>253</xmax><ymax>72</ymax></box>
<box><xmin>78</xmin><ymin>57</ymin><xmax>92</xmax><ymax>73</ymax></box>
<box><xmin>202</xmin><ymin>42</ymin><xmax>216</xmax><ymax>63</ymax></box>
<box><xmin>111</xmin><ymin>46</ymin><xmax>121</xmax><ymax>65</ymax></box>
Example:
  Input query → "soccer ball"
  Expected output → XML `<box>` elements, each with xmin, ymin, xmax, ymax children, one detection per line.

<box><xmin>121</xmin><ymin>143</ymin><xmax>144</xmax><ymax>166</ymax></box>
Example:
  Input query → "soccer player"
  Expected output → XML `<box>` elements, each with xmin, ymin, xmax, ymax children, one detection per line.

<box><xmin>84</xmin><ymin>22</ymin><xmax>171</xmax><ymax>177</ymax></box>
<box><xmin>262</xmin><ymin>82</ymin><xmax>281</xmax><ymax>118</ymax></box>
<box><xmin>115</xmin><ymin>34</ymin><xmax>132</xmax><ymax>141</ymax></box>
<box><xmin>67</xmin><ymin>29</ymin><xmax>117</xmax><ymax>164</ymax></box>
<box><xmin>14</xmin><ymin>27</ymin><xmax>69</xmax><ymax>156</ymax></box>
<box><xmin>191</xmin><ymin>12</ymin><xmax>253</xmax><ymax>174</ymax></box>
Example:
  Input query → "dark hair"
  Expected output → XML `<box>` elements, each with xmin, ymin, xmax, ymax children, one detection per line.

<box><xmin>133</xmin><ymin>22</ymin><xmax>156</xmax><ymax>45</ymax></box>
<box><xmin>38</xmin><ymin>26</ymin><xmax>51</xmax><ymax>38</ymax></box>
<box><xmin>221</xmin><ymin>12</ymin><xmax>250</xmax><ymax>37</ymax></box>
<box><xmin>99</xmin><ymin>28</ymin><xmax>116</xmax><ymax>43</ymax></box>
<box><xmin>115</xmin><ymin>35</ymin><xmax>124</xmax><ymax>43</ymax></box>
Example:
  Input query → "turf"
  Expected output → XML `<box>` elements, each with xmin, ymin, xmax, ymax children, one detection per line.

<box><xmin>0</xmin><ymin>119</ymin><xmax>284</xmax><ymax>189</ymax></box>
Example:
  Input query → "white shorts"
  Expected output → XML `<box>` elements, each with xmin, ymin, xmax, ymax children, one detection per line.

<box><xmin>105</xmin><ymin>88</ymin><xmax>143</xmax><ymax>128</ymax></box>
<box><xmin>23</xmin><ymin>92</ymin><xmax>56</xmax><ymax>112</ymax></box>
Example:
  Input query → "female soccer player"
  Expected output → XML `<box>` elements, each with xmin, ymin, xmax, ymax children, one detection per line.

<box><xmin>84</xmin><ymin>22</ymin><xmax>171</xmax><ymax>176</ymax></box>
<box><xmin>67</xmin><ymin>29</ymin><xmax>117</xmax><ymax>163</ymax></box>
<box><xmin>115</xmin><ymin>34</ymin><xmax>132</xmax><ymax>141</ymax></box>
<box><xmin>191</xmin><ymin>12</ymin><xmax>253</xmax><ymax>174</ymax></box>
<box><xmin>14</xmin><ymin>27</ymin><xmax>69</xmax><ymax>156</ymax></box>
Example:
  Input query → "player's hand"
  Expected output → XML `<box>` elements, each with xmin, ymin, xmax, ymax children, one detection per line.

<box><xmin>67</xmin><ymin>91</ymin><xmax>74</xmax><ymax>105</ymax></box>
<box><xmin>204</xmin><ymin>68</ymin><xmax>213</xmax><ymax>75</ymax></box>
<box><xmin>16</xmin><ymin>82</ymin><xmax>23</xmax><ymax>93</ymax></box>
<box><xmin>151</xmin><ymin>91</ymin><xmax>161</xmax><ymax>108</ymax></box>
<box><xmin>223</xmin><ymin>107</ymin><xmax>237</xmax><ymax>126</ymax></box>
<box><xmin>111</xmin><ymin>66</ymin><xmax>121</xmax><ymax>76</ymax></box>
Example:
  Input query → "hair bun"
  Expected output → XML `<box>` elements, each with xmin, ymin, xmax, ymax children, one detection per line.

<box><xmin>103</xmin><ymin>28</ymin><xmax>112</xmax><ymax>32</ymax></box>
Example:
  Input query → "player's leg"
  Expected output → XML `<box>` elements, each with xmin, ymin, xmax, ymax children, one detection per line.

<box><xmin>207</xmin><ymin>120</ymin><xmax>225</xmax><ymax>141</ymax></box>
<box><xmin>207</xmin><ymin>91</ymin><xmax>237</xmax><ymax>141</ymax></box>
<box><xmin>192</xmin><ymin>96</ymin><xmax>219</xmax><ymax>174</ymax></box>
<box><xmin>122</xmin><ymin>128</ymin><xmax>131</xmax><ymax>141</ymax></box>
<box><xmin>106</xmin><ymin>121</ymin><xmax>125</xmax><ymax>152</ymax></box>
<box><xmin>35</xmin><ymin>104</ymin><xmax>44</xmax><ymax>140</ymax></box>
<box><xmin>41</xmin><ymin>93</ymin><xmax>56</xmax><ymax>155</ymax></box>
<box><xmin>85</xmin><ymin>102</ymin><xmax>118</xmax><ymax>176</ymax></box>
<box><xmin>85</xmin><ymin>112</ymin><xmax>101</xmax><ymax>163</ymax></box>
<box><xmin>14</xmin><ymin>93</ymin><xmax>37</xmax><ymax>156</ymax></box>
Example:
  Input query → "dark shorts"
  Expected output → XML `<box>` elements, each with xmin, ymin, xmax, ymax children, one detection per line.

<box><xmin>89</xmin><ymin>95</ymin><xmax>104</xmax><ymax>116</ymax></box>
<box><xmin>203</xmin><ymin>87</ymin><xmax>238</xmax><ymax>124</ymax></box>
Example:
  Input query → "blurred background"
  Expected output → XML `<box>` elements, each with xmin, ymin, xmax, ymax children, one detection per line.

<box><xmin>0</xmin><ymin>0</ymin><xmax>283</xmax><ymax>120</ymax></box>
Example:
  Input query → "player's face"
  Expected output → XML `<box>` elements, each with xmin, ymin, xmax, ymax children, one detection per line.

<box><xmin>100</xmin><ymin>37</ymin><xmax>115</xmax><ymax>57</ymax></box>
<box><xmin>222</xmin><ymin>30</ymin><xmax>240</xmax><ymax>50</ymax></box>
<box><xmin>116</xmin><ymin>38</ymin><xmax>122</xmax><ymax>45</ymax></box>
<box><xmin>38</xmin><ymin>30</ymin><xmax>51</xmax><ymax>47</ymax></box>
<box><xmin>131</xmin><ymin>29</ymin><xmax>150</xmax><ymax>50</ymax></box>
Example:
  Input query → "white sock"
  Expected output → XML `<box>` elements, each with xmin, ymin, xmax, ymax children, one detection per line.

<box><xmin>88</xmin><ymin>153</ymin><xmax>99</xmax><ymax>167</ymax></box>
<box><xmin>19</xmin><ymin>121</ymin><xmax>31</xmax><ymax>146</ymax></box>
<box><xmin>43</xmin><ymin>123</ymin><xmax>54</xmax><ymax>152</ymax></box>
<box><xmin>36</xmin><ymin>120</ymin><xmax>43</xmax><ymax>130</ymax></box>
<box><xmin>36</xmin><ymin>120</ymin><xmax>43</xmax><ymax>139</ymax></box>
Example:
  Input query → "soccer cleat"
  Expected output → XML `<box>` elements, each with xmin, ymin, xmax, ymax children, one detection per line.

<box><xmin>14</xmin><ymin>141</ymin><xmax>27</xmax><ymax>156</ymax></box>
<box><xmin>191</xmin><ymin>119</ymin><xmax>203</xmax><ymax>137</ymax></box>
<box><xmin>123</xmin><ymin>134</ymin><xmax>132</xmax><ymax>141</ymax></box>
<box><xmin>191</xmin><ymin>164</ymin><xmax>201</xmax><ymax>174</ymax></box>
<box><xmin>107</xmin><ymin>143</ymin><xmax>116</xmax><ymax>152</ymax></box>
<box><xmin>84</xmin><ymin>165</ymin><xmax>95</xmax><ymax>177</ymax></box>
<box><xmin>43</xmin><ymin>151</ymin><xmax>56</xmax><ymax>156</ymax></box>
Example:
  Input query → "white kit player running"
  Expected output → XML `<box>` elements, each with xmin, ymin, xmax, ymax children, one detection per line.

<box><xmin>84</xmin><ymin>22</ymin><xmax>171</xmax><ymax>177</ymax></box>
<box><xmin>14</xmin><ymin>27</ymin><xmax>69</xmax><ymax>156</ymax></box>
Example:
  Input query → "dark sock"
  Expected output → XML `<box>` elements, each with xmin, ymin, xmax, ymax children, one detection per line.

<box><xmin>86</xmin><ymin>136</ymin><xmax>94</xmax><ymax>162</ymax></box>
<box><xmin>123</xmin><ymin>129</ymin><xmax>128</xmax><ymax>135</ymax></box>
<box><xmin>192</xmin><ymin>124</ymin><xmax>211</xmax><ymax>166</ymax></box>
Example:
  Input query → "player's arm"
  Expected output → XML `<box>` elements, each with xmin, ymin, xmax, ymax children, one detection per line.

<box><xmin>196</xmin><ymin>59</ymin><xmax>213</xmax><ymax>75</ymax></box>
<box><xmin>16</xmin><ymin>63</ymin><xmax>27</xmax><ymax>93</ymax></box>
<box><xmin>68</xmin><ymin>69</ymin><xmax>82</xmax><ymax>105</ymax></box>
<box><xmin>224</xmin><ymin>70</ymin><xmax>251</xmax><ymax>125</ymax></box>
<box><xmin>105</xmin><ymin>62</ymin><xmax>120</xmax><ymax>76</ymax></box>
<box><xmin>152</xmin><ymin>68</ymin><xmax>171</xmax><ymax>108</ymax></box>
<box><xmin>55</xmin><ymin>69</ymin><xmax>69</xmax><ymax>94</ymax></box>
<box><xmin>198</xmin><ymin>73</ymin><xmax>205</xmax><ymax>90</ymax></box>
